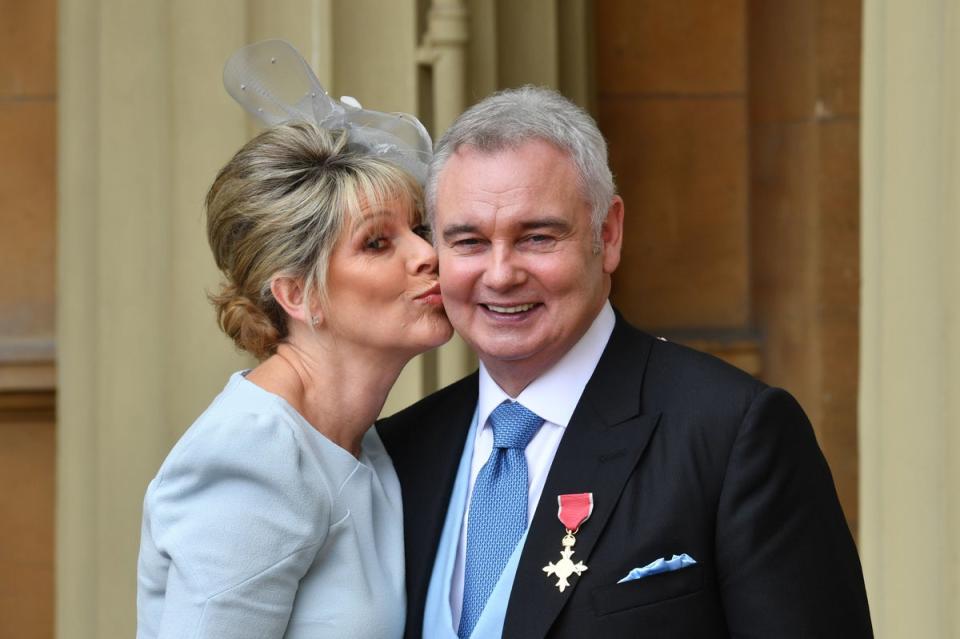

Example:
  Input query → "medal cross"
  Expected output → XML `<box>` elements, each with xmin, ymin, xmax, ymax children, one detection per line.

<box><xmin>542</xmin><ymin>540</ymin><xmax>588</xmax><ymax>592</ymax></box>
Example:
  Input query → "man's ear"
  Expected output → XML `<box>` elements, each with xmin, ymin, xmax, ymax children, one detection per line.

<box><xmin>600</xmin><ymin>196</ymin><xmax>624</xmax><ymax>274</ymax></box>
<box><xmin>270</xmin><ymin>276</ymin><xmax>320</xmax><ymax>326</ymax></box>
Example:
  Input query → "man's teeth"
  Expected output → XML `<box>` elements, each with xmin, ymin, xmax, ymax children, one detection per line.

<box><xmin>486</xmin><ymin>303</ymin><xmax>536</xmax><ymax>314</ymax></box>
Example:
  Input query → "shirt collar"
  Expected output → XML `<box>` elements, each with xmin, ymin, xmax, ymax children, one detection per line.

<box><xmin>477</xmin><ymin>300</ymin><xmax>616</xmax><ymax>429</ymax></box>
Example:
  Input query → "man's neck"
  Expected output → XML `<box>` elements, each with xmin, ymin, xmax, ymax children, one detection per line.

<box><xmin>481</xmin><ymin>364</ymin><xmax>539</xmax><ymax>398</ymax></box>
<box><xmin>480</xmin><ymin>302</ymin><xmax>614</xmax><ymax>398</ymax></box>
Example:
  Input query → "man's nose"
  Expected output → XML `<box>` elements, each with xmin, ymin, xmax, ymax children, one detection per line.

<box><xmin>481</xmin><ymin>244</ymin><xmax>525</xmax><ymax>290</ymax></box>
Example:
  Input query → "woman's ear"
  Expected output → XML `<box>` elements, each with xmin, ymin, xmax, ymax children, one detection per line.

<box><xmin>270</xmin><ymin>276</ymin><xmax>320</xmax><ymax>326</ymax></box>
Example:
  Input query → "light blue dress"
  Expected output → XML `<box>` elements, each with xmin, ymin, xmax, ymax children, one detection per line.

<box><xmin>137</xmin><ymin>372</ymin><xmax>405</xmax><ymax>639</ymax></box>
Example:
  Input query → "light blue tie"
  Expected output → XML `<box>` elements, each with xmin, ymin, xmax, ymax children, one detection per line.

<box><xmin>459</xmin><ymin>400</ymin><xmax>544</xmax><ymax>638</ymax></box>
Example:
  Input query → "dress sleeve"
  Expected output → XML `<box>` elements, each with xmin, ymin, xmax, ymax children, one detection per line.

<box><xmin>715</xmin><ymin>387</ymin><xmax>873</xmax><ymax>637</ymax></box>
<box><xmin>145</xmin><ymin>409</ymin><xmax>331</xmax><ymax>639</ymax></box>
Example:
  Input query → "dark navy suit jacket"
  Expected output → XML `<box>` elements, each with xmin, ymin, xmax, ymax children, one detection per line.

<box><xmin>377</xmin><ymin>314</ymin><xmax>873</xmax><ymax>638</ymax></box>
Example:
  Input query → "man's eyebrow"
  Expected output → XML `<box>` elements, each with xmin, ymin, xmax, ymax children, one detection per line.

<box><xmin>441</xmin><ymin>223</ymin><xmax>479</xmax><ymax>241</ymax></box>
<box><xmin>441</xmin><ymin>217</ymin><xmax>572</xmax><ymax>241</ymax></box>
<box><xmin>518</xmin><ymin>217</ymin><xmax>571</xmax><ymax>231</ymax></box>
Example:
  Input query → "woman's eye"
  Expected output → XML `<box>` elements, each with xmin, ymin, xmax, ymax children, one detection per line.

<box><xmin>413</xmin><ymin>224</ymin><xmax>433</xmax><ymax>242</ymax></box>
<box><xmin>364</xmin><ymin>236</ymin><xmax>388</xmax><ymax>251</ymax></box>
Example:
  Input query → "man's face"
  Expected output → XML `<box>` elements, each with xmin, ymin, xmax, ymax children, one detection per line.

<box><xmin>435</xmin><ymin>139</ymin><xmax>623</xmax><ymax>391</ymax></box>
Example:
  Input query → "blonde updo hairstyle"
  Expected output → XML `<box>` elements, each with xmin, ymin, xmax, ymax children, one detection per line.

<box><xmin>206</xmin><ymin>120</ymin><xmax>423</xmax><ymax>359</ymax></box>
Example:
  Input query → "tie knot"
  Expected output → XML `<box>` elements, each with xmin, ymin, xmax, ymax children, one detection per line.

<box><xmin>489</xmin><ymin>400</ymin><xmax>543</xmax><ymax>449</ymax></box>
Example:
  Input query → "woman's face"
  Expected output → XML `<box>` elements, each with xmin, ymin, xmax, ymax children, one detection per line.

<box><xmin>321</xmin><ymin>194</ymin><xmax>453</xmax><ymax>356</ymax></box>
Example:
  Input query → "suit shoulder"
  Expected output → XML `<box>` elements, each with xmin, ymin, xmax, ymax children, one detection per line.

<box><xmin>648</xmin><ymin>335</ymin><xmax>760</xmax><ymax>385</ymax></box>
<box><xmin>383</xmin><ymin>372</ymin><xmax>476</xmax><ymax>422</ymax></box>
<box><xmin>376</xmin><ymin>372</ymin><xmax>478</xmax><ymax>442</ymax></box>
<box><xmin>642</xmin><ymin>334</ymin><xmax>767</xmax><ymax>418</ymax></box>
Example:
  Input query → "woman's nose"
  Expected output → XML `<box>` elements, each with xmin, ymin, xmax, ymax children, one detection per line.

<box><xmin>410</xmin><ymin>230</ymin><xmax>439</xmax><ymax>274</ymax></box>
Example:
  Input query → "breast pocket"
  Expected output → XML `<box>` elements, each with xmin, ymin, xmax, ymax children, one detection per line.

<box><xmin>590</xmin><ymin>563</ymin><xmax>704</xmax><ymax>616</ymax></box>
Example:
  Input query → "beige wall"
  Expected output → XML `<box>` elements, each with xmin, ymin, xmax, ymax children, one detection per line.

<box><xmin>860</xmin><ymin>0</ymin><xmax>960</xmax><ymax>636</ymax></box>
<box><xmin>58</xmin><ymin>3</ymin><xmax>249</xmax><ymax>637</ymax></box>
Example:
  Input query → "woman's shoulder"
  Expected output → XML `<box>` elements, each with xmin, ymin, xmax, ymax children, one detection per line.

<box><xmin>163</xmin><ymin>373</ymin><xmax>292</xmax><ymax>450</ymax></box>
<box><xmin>148</xmin><ymin>372</ymin><xmax>335</xmax><ymax>519</ymax></box>
<box><xmin>141</xmin><ymin>374</ymin><xmax>338</xmax><ymax>594</ymax></box>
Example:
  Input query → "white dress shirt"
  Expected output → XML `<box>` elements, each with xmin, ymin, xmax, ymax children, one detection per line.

<box><xmin>448</xmin><ymin>301</ymin><xmax>616</xmax><ymax>626</ymax></box>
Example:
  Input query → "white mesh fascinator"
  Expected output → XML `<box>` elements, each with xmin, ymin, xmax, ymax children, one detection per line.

<box><xmin>223</xmin><ymin>40</ymin><xmax>432</xmax><ymax>183</ymax></box>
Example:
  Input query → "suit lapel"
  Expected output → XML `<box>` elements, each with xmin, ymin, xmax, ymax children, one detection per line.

<box><xmin>503</xmin><ymin>319</ymin><xmax>659</xmax><ymax>639</ymax></box>
<box><xmin>380</xmin><ymin>373</ymin><xmax>478</xmax><ymax>639</ymax></box>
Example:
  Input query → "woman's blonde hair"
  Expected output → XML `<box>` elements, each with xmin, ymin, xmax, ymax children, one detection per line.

<box><xmin>206</xmin><ymin>120</ymin><xmax>423</xmax><ymax>359</ymax></box>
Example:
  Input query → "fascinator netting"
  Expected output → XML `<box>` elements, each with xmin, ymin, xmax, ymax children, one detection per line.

<box><xmin>223</xmin><ymin>39</ymin><xmax>432</xmax><ymax>184</ymax></box>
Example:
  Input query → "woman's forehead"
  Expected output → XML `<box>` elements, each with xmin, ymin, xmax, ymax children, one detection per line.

<box><xmin>348</xmin><ymin>190</ymin><xmax>420</xmax><ymax>226</ymax></box>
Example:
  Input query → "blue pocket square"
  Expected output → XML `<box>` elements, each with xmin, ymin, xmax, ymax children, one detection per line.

<box><xmin>617</xmin><ymin>553</ymin><xmax>697</xmax><ymax>583</ymax></box>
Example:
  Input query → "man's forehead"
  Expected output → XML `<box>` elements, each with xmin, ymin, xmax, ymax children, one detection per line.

<box><xmin>448</xmin><ymin>137</ymin><xmax>571</xmax><ymax>164</ymax></box>
<box><xmin>437</xmin><ymin>141</ymin><xmax>578</xmax><ymax>195</ymax></box>
<box><xmin>436</xmin><ymin>202</ymin><xmax>590</xmax><ymax>244</ymax></box>
<box><xmin>432</xmin><ymin>138</ymin><xmax>587</xmax><ymax>228</ymax></box>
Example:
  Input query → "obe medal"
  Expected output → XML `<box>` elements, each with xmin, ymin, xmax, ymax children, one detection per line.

<box><xmin>542</xmin><ymin>492</ymin><xmax>593</xmax><ymax>592</ymax></box>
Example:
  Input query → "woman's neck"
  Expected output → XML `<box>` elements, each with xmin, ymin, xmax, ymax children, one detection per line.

<box><xmin>246</xmin><ymin>338</ymin><xmax>408</xmax><ymax>458</ymax></box>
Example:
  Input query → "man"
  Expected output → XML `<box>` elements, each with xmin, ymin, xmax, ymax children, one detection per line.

<box><xmin>377</xmin><ymin>87</ymin><xmax>872</xmax><ymax>638</ymax></box>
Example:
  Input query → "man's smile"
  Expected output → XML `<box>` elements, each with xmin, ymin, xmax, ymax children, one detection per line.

<box><xmin>481</xmin><ymin>302</ymin><xmax>540</xmax><ymax>314</ymax></box>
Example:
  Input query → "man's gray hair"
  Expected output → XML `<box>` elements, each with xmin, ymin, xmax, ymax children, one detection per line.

<box><xmin>426</xmin><ymin>85</ymin><xmax>616</xmax><ymax>238</ymax></box>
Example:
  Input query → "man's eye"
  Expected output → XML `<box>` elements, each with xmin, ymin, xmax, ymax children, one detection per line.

<box><xmin>523</xmin><ymin>234</ymin><xmax>557</xmax><ymax>248</ymax></box>
<box><xmin>450</xmin><ymin>237</ymin><xmax>485</xmax><ymax>251</ymax></box>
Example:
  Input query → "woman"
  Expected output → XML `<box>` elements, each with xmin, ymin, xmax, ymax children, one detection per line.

<box><xmin>136</xmin><ymin>86</ymin><xmax>451</xmax><ymax>636</ymax></box>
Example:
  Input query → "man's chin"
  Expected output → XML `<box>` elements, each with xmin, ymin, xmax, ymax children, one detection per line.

<box><xmin>468</xmin><ymin>337</ymin><xmax>541</xmax><ymax>363</ymax></box>
<box><xmin>475</xmin><ymin>343</ymin><xmax>559</xmax><ymax>377</ymax></box>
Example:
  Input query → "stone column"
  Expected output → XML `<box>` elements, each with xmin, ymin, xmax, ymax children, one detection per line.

<box><xmin>860</xmin><ymin>0</ymin><xmax>960</xmax><ymax>636</ymax></box>
<box><xmin>57</xmin><ymin>2</ymin><xmax>251</xmax><ymax>636</ymax></box>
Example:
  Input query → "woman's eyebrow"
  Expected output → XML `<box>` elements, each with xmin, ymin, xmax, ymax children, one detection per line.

<box><xmin>354</xmin><ymin>209</ymin><xmax>394</xmax><ymax>224</ymax></box>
